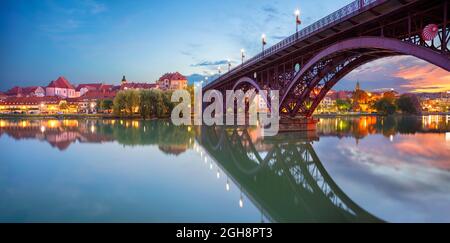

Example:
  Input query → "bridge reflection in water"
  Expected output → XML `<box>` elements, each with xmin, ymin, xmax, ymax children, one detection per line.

<box><xmin>197</xmin><ymin>126</ymin><xmax>382</xmax><ymax>223</ymax></box>
<box><xmin>1</xmin><ymin>116</ymin><xmax>448</xmax><ymax>222</ymax></box>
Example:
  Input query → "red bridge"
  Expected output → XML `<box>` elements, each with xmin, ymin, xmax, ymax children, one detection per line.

<box><xmin>203</xmin><ymin>0</ymin><xmax>450</xmax><ymax>118</ymax></box>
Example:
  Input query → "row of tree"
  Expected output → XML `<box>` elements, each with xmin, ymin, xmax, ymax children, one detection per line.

<box><xmin>373</xmin><ymin>94</ymin><xmax>422</xmax><ymax>115</ymax></box>
<box><xmin>112</xmin><ymin>89</ymin><xmax>176</xmax><ymax>118</ymax></box>
<box><xmin>335</xmin><ymin>93</ymin><xmax>422</xmax><ymax>115</ymax></box>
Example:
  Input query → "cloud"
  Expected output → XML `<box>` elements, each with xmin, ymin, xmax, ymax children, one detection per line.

<box><xmin>394</xmin><ymin>134</ymin><xmax>450</xmax><ymax>170</ymax></box>
<box><xmin>394</xmin><ymin>64</ymin><xmax>450</xmax><ymax>93</ymax></box>
<box><xmin>339</xmin><ymin>56</ymin><xmax>450</xmax><ymax>93</ymax></box>
<box><xmin>191</xmin><ymin>60</ymin><xmax>229</xmax><ymax>67</ymax></box>
<box><xmin>39</xmin><ymin>19</ymin><xmax>83</xmax><ymax>34</ymax></box>
<box><xmin>262</xmin><ymin>6</ymin><xmax>278</xmax><ymax>15</ymax></box>
<box><xmin>270</xmin><ymin>35</ymin><xmax>287</xmax><ymax>40</ymax></box>
<box><xmin>85</xmin><ymin>0</ymin><xmax>107</xmax><ymax>14</ymax></box>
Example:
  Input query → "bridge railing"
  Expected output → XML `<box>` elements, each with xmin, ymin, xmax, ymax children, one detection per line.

<box><xmin>205</xmin><ymin>0</ymin><xmax>381</xmax><ymax>89</ymax></box>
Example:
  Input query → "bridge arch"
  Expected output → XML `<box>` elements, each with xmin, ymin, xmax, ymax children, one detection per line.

<box><xmin>280</xmin><ymin>37</ymin><xmax>450</xmax><ymax>117</ymax></box>
<box><xmin>229</xmin><ymin>76</ymin><xmax>272</xmax><ymax>110</ymax></box>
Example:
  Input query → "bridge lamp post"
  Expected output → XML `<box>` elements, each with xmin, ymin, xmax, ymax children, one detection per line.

<box><xmin>295</xmin><ymin>8</ymin><xmax>301</xmax><ymax>33</ymax></box>
<box><xmin>241</xmin><ymin>49</ymin><xmax>246</xmax><ymax>65</ymax></box>
<box><xmin>227</xmin><ymin>59</ymin><xmax>231</xmax><ymax>72</ymax></box>
<box><xmin>218</xmin><ymin>66</ymin><xmax>222</xmax><ymax>75</ymax></box>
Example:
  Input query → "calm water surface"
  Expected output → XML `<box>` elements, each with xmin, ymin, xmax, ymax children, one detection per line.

<box><xmin>0</xmin><ymin>115</ymin><xmax>449</xmax><ymax>222</ymax></box>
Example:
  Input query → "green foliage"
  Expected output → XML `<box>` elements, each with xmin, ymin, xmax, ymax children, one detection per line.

<box><xmin>124</xmin><ymin>90</ymin><xmax>140</xmax><ymax>114</ymax></box>
<box><xmin>396</xmin><ymin>94</ymin><xmax>421</xmax><ymax>114</ymax></box>
<box><xmin>113</xmin><ymin>89</ymin><xmax>179</xmax><ymax>118</ymax></box>
<box><xmin>139</xmin><ymin>89</ymin><xmax>164</xmax><ymax>119</ymax></box>
<box><xmin>374</xmin><ymin>97</ymin><xmax>397</xmax><ymax>115</ymax></box>
<box><xmin>113</xmin><ymin>91</ymin><xmax>127</xmax><ymax>116</ymax></box>
<box><xmin>162</xmin><ymin>90</ymin><xmax>175</xmax><ymax>116</ymax></box>
<box><xmin>59</xmin><ymin>101</ymin><xmax>68</xmax><ymax>110</ymax></box>
<box><xmin>98</xmin><ymin>99</ymin><xmax>113</xmax><ymax>112</ymax></box>
<box><xmin>353</xmin><ymin>90</ymin><xmax>369</xmax><ymax>103</ymax></box>
<box><xmin>336</xmin><ymin>99</ymin><xmax>352</xmax><ymax>112</ymax></box>
<box><xmin>382</xmin><ymin>91</ymin><xmax>397</xmax><ymax>102</ymax></box>
<box><xmin>113</xmin><ymin>90</ymin><xmax>140</xmax><ymax>116</ymax></box>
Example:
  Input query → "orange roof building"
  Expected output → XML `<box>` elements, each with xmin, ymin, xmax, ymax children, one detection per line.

<box><xmin>157</xmin><ymin>72</ymin><xmax>187</xmax><ymax>90</ymax></box>
<box><xmin>46</xmin><ymin>76</ymin><xmax>77</xmax><ymax>98</ymax></box>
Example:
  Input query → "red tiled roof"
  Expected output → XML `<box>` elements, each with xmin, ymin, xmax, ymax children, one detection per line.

<box><xmin>6</xmin><ymin>86</ymin><xmax>23</xmax><ymax>96</ymax></box>
<box><xmin>0</xmin><ymin>96</ymin><xmax>62</xmax><ymax>105</ymax></box>
<box><xmin>22</xmin><ymin>86</ymin><xmax>43</xmax><ymax>94</ymax></box>
<box><xmin>47</xmin><ymin>77</ymin><xmax>75</xmax><ymax>89</ymax></box>
<box><xmin>6</xmin><ymin>86</ymin><xmax>44</xmax><ymax>96</ymax></box>
<box><xmin>158</xmin><ymin>72</ymin><xmax>187</xmax><ymax>81</ymax></box>
<box><xmin>75</xmin><ymin>83</ymin><xmax>104</xmax><ymax>92</ymax></box>
<box><xmin>99</xmin><ymin>84</ymin><xmax>113</xmax><ymax>91</ymax></box>
<box><xmin>120</xmin><ymin>83</ymin><xmax>158</xmax><ymax>90</ymax></box>
<box><xmin>80</xmin><ymin>90</ymin><xmax>116</xmax><ymax>100</ymax></box>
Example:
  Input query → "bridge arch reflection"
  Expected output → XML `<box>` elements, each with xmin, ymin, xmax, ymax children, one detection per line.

<box><xmin>197</xmin><ymin>126</ymin><xmax>382</xmax><ymax>223</ymax></box>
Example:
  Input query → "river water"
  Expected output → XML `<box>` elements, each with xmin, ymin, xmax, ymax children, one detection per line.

<box><xmin>0</xmin><ymin>115</ymin><xmax>449</xmax><ymax>222</ymax></box>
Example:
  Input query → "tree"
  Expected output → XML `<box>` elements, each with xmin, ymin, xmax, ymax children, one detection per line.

<box><xmin>98</xmin><ymin>99</ymin><xmax>113</xmax><ymax>113</ymax></box>
<box><xmin>59</xmin><ymin>101</ymin><xmax>68</xmax><ymax>112</ymax></box>
<box><xmin>114</xmin><ymin>89</ymin><xmax>178</xmax><ymax>118</ymax></box>
<box><xmin>113</xmin><ymin>91</ymin><xmax>127</xmax><ymax>116</ymax></box>
<box><xmin>162</xmin><ymin>90</ymin><xmax>175</xmax><ymax>116</ymax></box>
<box><xmin>374</xmin><ymin>97</ymin><xmax>397</xmax><ymax>115</ymax></box>
<box><xmin>139</xmin><ymin>90</ymin><xmax>153</xmax><ymax>119</ymax></box>
<box><xmin>123</xmin><ymin>90</ymin><xmax>140</xmax><ymax>115</ymax></box>
<box><xmin>336</xmin><ymin>98</ymin><xmax>352</xmax><ymax>112</ymax></box>
<box><xmin>353</xmin><ymin>89</ymin><xmax>369</xmax><ymax>104</ymax></box>
<box><xmin>139</xmin><ymin>90</ymin><xmax>165</xmax><ymax>118</ymax></box>
<box><xmin>383</xmin><ymin>91</ymin><xmax>397</xmax><ymax>102</ymax></box>
<box><xmin>396</xmin><ymin>94</ymin><xmax>421</xmax><ymax>115</ymax></box>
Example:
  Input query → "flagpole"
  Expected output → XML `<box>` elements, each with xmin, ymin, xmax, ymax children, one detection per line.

<box><xmin>295</xmin><ymin>8</ymin><xmax>301</xmax><ymax>38</ymax></box>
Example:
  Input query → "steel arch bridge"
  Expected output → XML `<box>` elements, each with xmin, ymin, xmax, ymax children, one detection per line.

<box><xmin>197</xmin><ymin>126</ymin><xmax>382</xmax><ymax>222</ymax></box>
<box><xmin>203</xmin><ymin>0</ymin><xmax>450</xmax><ymax>118</ymax></box>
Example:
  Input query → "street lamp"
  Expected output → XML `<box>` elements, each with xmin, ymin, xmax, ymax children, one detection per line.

<box><xmin>295</xmin><ymin>8</ymin><xmax>301</xmax><ymax>33</ymax></box>
<box><xmin>218</xmin><ymin>66</ymin><xmax>222</xmax><ymax>74</ymax></box>
<box><xmin>241</xmin><ymin>49</ymin><xmax>246</xmax><ymax>65</ymax></box>
<box><xmin>261</xmin><ymin>34</ymin><xmax>267</xmax><ymax>53</ymax></box>
<box><xmin>227</xmin><ymin>59</ymin><xmax>232</xmax><ymax>72</ymax></box>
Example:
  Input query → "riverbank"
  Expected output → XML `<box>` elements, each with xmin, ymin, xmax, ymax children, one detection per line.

<box><xmin>314</xmin><ymin>112</ymin><xmax>450</xmax><ymax>118</ymax></box>
<box><xmin>0</xmin><ymin>113</ymin><xmax>171</xmax><ymax>120</ymax></box>
<box><xmin>1</xmin><ymin>112</ymin><xmax>448</xmax><ymax>121</ymax></box>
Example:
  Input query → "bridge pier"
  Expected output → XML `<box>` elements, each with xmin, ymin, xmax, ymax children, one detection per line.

<box><xmin>279</xmin><ymin>116</ymin><xmax>318</xmax><ymax>133</ymax></box>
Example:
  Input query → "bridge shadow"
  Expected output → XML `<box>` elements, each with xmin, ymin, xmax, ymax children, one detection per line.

<box><xmin>197</xmin><ymin>125</ymin><xmax>382</xmax><ymax>223</ymax></box>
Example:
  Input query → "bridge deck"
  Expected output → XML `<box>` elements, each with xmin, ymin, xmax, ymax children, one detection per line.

<box><xmin>204</xmin><ymin>0</ymin><xmax>425</xmax><ymax>90</ymax></box>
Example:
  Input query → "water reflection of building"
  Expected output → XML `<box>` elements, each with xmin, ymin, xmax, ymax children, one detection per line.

<box><xmin>0</xmin><ymin>119</ymin><xmax>114</xmax><ymax>151</ymax></box>
<box><xmin>158</xmin><ymin>145</ymin><xmax>188</xmax><ymax>156</ymax></box>
<box><xmin>0</xmin><ymin>119</ymin><xmax>195</xmax><ymax>154</ymax></box>
<box><xmin>316</xmin><ymin>115</ymin><xmax>450</xmax><ymax>142</ymax></box>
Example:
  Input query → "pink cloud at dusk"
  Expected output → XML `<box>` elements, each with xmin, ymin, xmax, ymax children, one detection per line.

<box><xmin>394</xmin><ymin>64</ymin><xmax>450</xmax><ymax>93</ymax></box>
<box><xmin>339</xmin><ymin>56</ymin><xmax>450</xmax><ymax>93</ymax></box>
<box><xmin>394</xmin><ymin>134</ymin><xmax>450</xmax><ymax>170</ymax></box>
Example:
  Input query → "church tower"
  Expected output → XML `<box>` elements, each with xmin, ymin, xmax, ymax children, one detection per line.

<box><xmin>355</xmin><ymin>81</ymin><xmax>360</xmax><ymax>91</ymax></box>
<box><xmin>121</xmin><ymin>75</ymin><xmax>127</xmax><ymax>85</ymax></box>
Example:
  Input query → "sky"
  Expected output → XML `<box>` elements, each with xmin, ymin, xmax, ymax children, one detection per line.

<box><xmin>0</xmin><ymin>0</ymin><xmax>449</xmax><ymax>93</ymax></box>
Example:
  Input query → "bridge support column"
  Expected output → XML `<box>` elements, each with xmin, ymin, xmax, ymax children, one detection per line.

<box><xmin>279</xmin><ymin>116</ymin><xmax>318</xmax><ymax>132</ymax></box>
